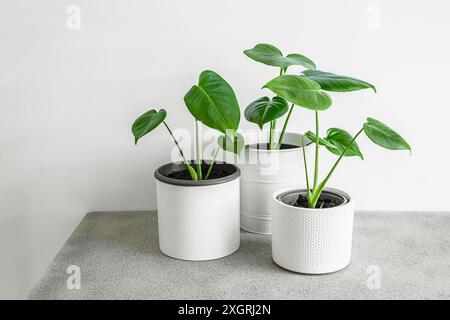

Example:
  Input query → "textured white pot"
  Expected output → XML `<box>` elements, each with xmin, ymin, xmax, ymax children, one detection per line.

<box><xmin>155</xmin><ymin>161</ymin><xmax>240</xmax><ymax>261</ymax></box>
<box><xmin>238</xmin><ymin>132</ymin><xmax>310</xmax><ymax>234</ymax></box>
<box><xmin>271</xmin><ymin>187</ymin><xmax>354</xmax><ymax>274</ymax></box>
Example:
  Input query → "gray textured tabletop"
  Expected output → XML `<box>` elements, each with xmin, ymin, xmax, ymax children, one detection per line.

<box><xmin>29</xmin><ymin>211</ymin><xmax>450</xmax><ymax>300</ymax></box>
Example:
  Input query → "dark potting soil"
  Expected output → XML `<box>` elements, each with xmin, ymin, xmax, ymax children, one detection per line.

<box><xmin>246</xmin><ymin>143</ymin><xmax>299</xmax><ymax>150</ymax></box>
<box><xmin>166</xmin><ymin>163</ymin><xmax>231</xmax><ymax>180</ymax></box>
<box><xmin>293</xmin><ymin>193</ymin><xmax>345</xmax><ymax>209</ymax></box>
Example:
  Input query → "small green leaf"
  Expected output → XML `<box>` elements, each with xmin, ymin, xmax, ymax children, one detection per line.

<box><xmin>244</xmin><ymin>96</ymin><xmax>289</xmax><ymax>129</ymax></box>
<box><xmin>184</xmin><ymin>70</ymin><xmax>240</xmax><ymax>134</ymax></box>
<box><xmin>244</xmin><ymin>44</ymin><xmax>316</xmax><ymax>70</ymax></box>
<box><xmin>132</xmin><ymin>109</ymin><xmax>167</xmax><ymax>144</ymax></box>
<box><xmin>325</xmin><ymin>128</ymin><xmax>363</xmax><ymax>159</ymax></box>
<box><xmin>218</xmin><ymin>133</ymin><xmax>244</xmax><ymax>154</ymax></box>
<box><xmin>363</xmin><ymin>118</ymin><xmax>411</xmax><ymax>152</ymax></box>
<box><xmin>263</xmin><ymin>75</ymin><xmax>332</xmax><ymax>110</ymax></box>
<box><xmin>306</xmin><ymin>129</ymin><xmax>364</xmax><ymax>159</ymax></box>
<box><xmin>302</xmin><ymin>70</ymin><xmax>376</xmax><ymax>93</ymax></box>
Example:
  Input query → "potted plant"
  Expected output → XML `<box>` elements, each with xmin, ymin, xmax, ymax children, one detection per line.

<box><xmin>265</xmin><ymin>68</ymin><xmax>411</xmax><ymax>274</ymax></box>
<box><xmin>132</xmin><ymin>70</ymin><xmax>242</xmax><ymax>261</ymax></box>
<box><xmin>238</xmin><ymin>44</ymin><xmax>318</xmax><ymax>234</ymax></box>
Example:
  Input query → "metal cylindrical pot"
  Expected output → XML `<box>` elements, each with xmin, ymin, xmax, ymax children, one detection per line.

<box><xmin>155</xmin><ymin>161</ymin><xmax>240</xmax><ymax>261</ymax></box>
<box><xmin>238</xmin><ymin>132</ymin><xmax>310</xmax><ymax>234</ymax></box>
<box><xmin>271</xmin><ymin>187</ymin><xmax>354</xmax><ymax>274</ymax></box>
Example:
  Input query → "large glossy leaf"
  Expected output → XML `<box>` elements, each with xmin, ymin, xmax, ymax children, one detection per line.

<box><xmin>132</xmin><ymin>109</ymin><xmax>167</xmax><ymax>144</ymax></box>
<box><xmin>244</xmin><ymin>44</ymin><xmax>316</xmax><ymax>70</ymax></box>
<box><xmin>244</xmin><ymin>96</ymin><xmax>288</xmax><ymax>129</ymax></box>
<box><xmin>363</xmin><ymin>118</ymin><xmax>411</xmax><ymax>152</ymax></box>
<box><xmin>218</xmin><ymin>133</ymin><xmax>244</xmax><ymax>154</ymax></box>
<box><xmin>302</xmin><ymin>70</ymin><xmax>376</xmax><ymax>93</ymax></box>
<box><xmin>184</xmin><ymin>70</ymin><xmax>240</xmax><ymax>134</ymax></box>
<box><xmin>306</xmin><ymin>128</ymin><xmax>363</xmax><ymax>159</ymax></box>
<box><xmin>263</xmin><ymin>75</ymin><xmax>332</xmax><ymax>110</ymax></box>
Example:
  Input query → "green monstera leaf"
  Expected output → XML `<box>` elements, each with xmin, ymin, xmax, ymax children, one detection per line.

<box><xmin>244</xmin><ymin>44</ymin><xmax>316</xmax><ymax>71</ymax></box>
<box><xmin>244</xmin><ymin>96</ymin><xmax>289</xmax><ymax>129</ymax></box>
<box><xmin>302</xmin><ymin>70</ymin><xmax>376</xmax><ymax>93</ymax></box>
<box><xmin>363</xmin><ymin>118</ymin><xmax>411</xmax><ymax>152</ymax></box>
<box><xmin>264</xmin><ymin>75</ymin><xmax>332</xmax><ymax>111</ymax></box>
<box><xmin>325</xmin><ymin>128</ymin><xmax>364</xmax><ymax>159</ymax></box>
<box><xmin>132</xmin><ymin>109</ymin><xmax>167</xmax><ymax>144</ymax></box>
<box><xmin>184</xmin><ymin>70</ymin><xmax>240</xmax><ymax>134</ymax></box>
<box><xmin>218</xmin><ymin>133</ymin><xmax>244</xmax><ymax>154</ymax></box>
<box><xmin>305</xmin><ymin>131</ymin><xmax>336</xmax><ymax>149</ymax></box>
<box><xmin>306</xmin><ymin>128</ymin><xmax>364</xmax><ymax>159</ymax></box>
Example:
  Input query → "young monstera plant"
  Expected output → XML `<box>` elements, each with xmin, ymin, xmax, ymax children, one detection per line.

<box><xmin>132</xmin><ymin>70</ymin><xmax>242</xmax><ymax>181</ymax></box>
<box><xmin>262</xmin><ymin>59</ymin><xmax>410</xmax><ymax>208</ymax></box>
<box><xmin>243</xmin><ymin>44</ymin><xmax>382</xmax><ymax>152</ymax></box>
<box><xmin>243</xmin><ymin>44</ymin><xmax>317</xmax><ymax>149</ymax></box>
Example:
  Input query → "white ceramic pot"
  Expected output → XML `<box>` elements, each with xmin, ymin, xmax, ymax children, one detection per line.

<box><xmin>238</xmin><ymin>132</ymin><xmax>310</xmax><ymax>234</ymax></box>
<box><xmin>271</xmin><ymin>187</ymin><xmax>354</xmax><ymax>274</ymax></box>
<box><xmin>155</xmin><ymin>161</ymin><xmax>240</xmax><ymax>261</ymax></box>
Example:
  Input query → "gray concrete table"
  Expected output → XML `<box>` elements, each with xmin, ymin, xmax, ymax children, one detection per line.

<box><xmin>29</xmin><ymin>211</ymin><xmax>450</xmax><ymax>300</ymax></box>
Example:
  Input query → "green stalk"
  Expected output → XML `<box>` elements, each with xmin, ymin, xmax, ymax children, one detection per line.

<box><xmin>301</xmin><ymin>135</ymin><xmax>312</xmax><ymax>207</ymax></box>
<box><xmin>276</xmin><ymin>103</ymin><xmax>294</xmax><ymax>149</ymax></box>
<box><xmin>233</xmin><ymin>132</ymin><xmax>239</xmax><ymax>163</ymax></box>
<box><xmin>195</xmin><ymin>120</ymin><xmax>203</xmax><ymax>180</ymax></box>
<box><xmin>312</xmin><ymin>111</ymin><xmax>320</xmax><ymax>192</ymax></box>
<box><xmin>271</xmin><ymin>120</ymin><xmax>276</xmax><ymax>149</ymax></box>
<box><xmin>268</xmin><ymin>67</ymin><xmax>285</xmax><ymax>150</ymax></box>
<box><xmin>268</xmin><ymin>121</ymin><xmax>274</xmax><ymax>150</ymax></box>
<box><xmin>309</xmin><ymin>127</ymin><xmax>364</xmax><ymax>207</ymax></box>
<box><xmin>163</xmin><ymin>121</ymin><xmax>197</xmax><ymax>180</ymax></box>
<box><xmin>205</xmin><ymin>148</ymin><xmax>220</xmax><ymax>180</ymax></box>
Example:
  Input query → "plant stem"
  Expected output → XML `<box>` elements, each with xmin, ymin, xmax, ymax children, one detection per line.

<box><xmin>163</xmin><ymin>121</ymin><xmax>197</xmax><ymax>180</ymax></box>
<box><xmin>301</xmin><ymin>135</ymin><xmax>312</xmax><ymax>206</ymax></box>
<box><xmin>205</xmin><ymin>148</ymin><xmax>220</xmax><ymax>180</ymax></box>
<box><xmin>310</xmin><ymin>127</ymin><xmax>364</xmax><ymax>207</ymax></box>
<box><xmin>312</xmin><ymin>111</ymin><xmax>320</xmax><ymax>192</ymax></box>
<box><xmin>271</xmin><ymin>120</ymin><xmax>276</xmax><ymax>149</ymax></box>
<box><xmin>276</xmin><ymin>103</ymin><xmax>294</xmax><ymax>149</ymax></box>
<box><xmin>163</xmin><ymin>121</ymin><xmax>187</xmax><ymax>162</ymax></box>
<box><xmin>268</xmin><ymin>121</ymin><xmax>274</xmax><ymax>150</ymax></box>
<box><xmin>195</xmin><ymin>120</ymin><xmax>203</xmax><ymax>180</ymax></box>
<box><xmin>269</xmin><ymin>67</ymin><xmax>285</xmax><ymax>150</ymax></box>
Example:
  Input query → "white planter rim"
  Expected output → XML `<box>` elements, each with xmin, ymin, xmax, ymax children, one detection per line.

<box><xmin>244</xmin><ymin>133</ymin><xmax>312</xmax><ymax>154</ymax></box>
<box><xmin>154</xmin><ymin>160</ymin><xmax>240</xmax><ymax>187</ymax></box>
<box><xmin>273</xmin><ymin>186</ymin><xmax>353</xmax><ymax>212</ymax></box>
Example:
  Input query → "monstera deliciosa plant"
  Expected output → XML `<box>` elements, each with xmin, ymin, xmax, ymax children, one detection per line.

<box><xmin>132</xmin><ymin>70</ymin><xmax>242</xmax><ymax>181</ymax></box>
<box><xmin>255</xmin><ymin>47</ymin><xmax>411</xmax><ymax>208</ymax></box>
<box><xmin>243</xmin><ymin>44</ymin><xmax>317</xmax><ymax>149</ymax></box>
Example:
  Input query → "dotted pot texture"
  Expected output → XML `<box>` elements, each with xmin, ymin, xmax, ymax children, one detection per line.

<box><xmin>271</xmin><ymin>187</ymin><xmax>355</xmax><ymax>274</ymax></box>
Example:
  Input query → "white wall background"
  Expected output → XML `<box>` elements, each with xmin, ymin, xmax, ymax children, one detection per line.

<box><xmin>1</xmin><ymin>0</ymin><xmax>449</xmax><ymax>299</ymax></box>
